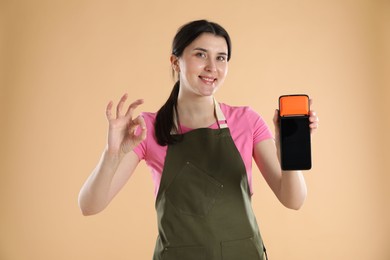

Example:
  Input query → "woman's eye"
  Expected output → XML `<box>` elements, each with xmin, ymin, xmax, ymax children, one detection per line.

<box><xmin>196</xmin><ymin>52</ymin><xmax>206</xmax><ymax>58</ymax></box>
<box><xmin>217</xmin><ymin>56</ymin><xmax>226</xmax><ymax>62</ymax></box>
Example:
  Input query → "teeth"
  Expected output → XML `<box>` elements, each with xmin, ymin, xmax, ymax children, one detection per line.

<box><xmin>201</xmin><ymin>77</ymin><xmax>215</xmax><ymax>82</ymax></box>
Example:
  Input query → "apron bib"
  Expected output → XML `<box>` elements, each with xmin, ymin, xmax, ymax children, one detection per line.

<box><xmin>153</xmin><ymin>100</ymin><xmax>267</xmax><ymax>260</ymax></box>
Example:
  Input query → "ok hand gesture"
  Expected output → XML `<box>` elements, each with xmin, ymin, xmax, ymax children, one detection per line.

<box><xmin>105</xmin><ymin>94</ymin><xmax>147</xmax><ymax>157</ymax></box>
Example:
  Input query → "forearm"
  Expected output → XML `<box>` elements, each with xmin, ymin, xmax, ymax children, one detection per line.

<box><xmin>279</xmin><ymin>170</ymin><xmax>307</xmax><ymax>210</ymax></box>
<box><xmin>78</xmin><ymin>148</ymin><xmax>122</xmax><ymax>216</ymax></box>
<box><xmin>275</xmin><ymin>139</ymin><xmax>307</xmax><ymax>210</ymax></box>
<box><xmin>254</xmin><ymin>139</ymin><xmax>308</xmax><ymax>210</ymax></box>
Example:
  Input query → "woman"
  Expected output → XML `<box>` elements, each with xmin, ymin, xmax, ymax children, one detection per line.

<box><xmin>79</xmin><ymin>20</ymin><xmax>319</xmax><ymax>260</ymax></box>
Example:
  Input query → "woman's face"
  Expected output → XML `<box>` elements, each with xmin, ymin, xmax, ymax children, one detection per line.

<box><xmin>173</xmin><ymin>33</ymin><xmax>229</xmax><ymax>98</ymax></box>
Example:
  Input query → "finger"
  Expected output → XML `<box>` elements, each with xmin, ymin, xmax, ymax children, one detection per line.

<box><xmin>125</xmin><ymin>99</ymin><xmax>144</xmax><ymax>119</ymax></box>
<box><xmin>309</xmin><ymin>111</ymin><xmax>319</xmax><ymax>123</ymax></box>
<box><xmin>106</xmin><ymin>101</ymin><xmax>114</xmax><ymax>120</ymax></box>
<box><xmin>309</xmin><ymin>115</ymin><xmax>319</xmax><ymax>133</ymax></box>
<box><xmin>128</xmin><ymin>114</ymin><xmax>144</xmax><ymax>132</ymax></box>
<box><xmin>128</xmin><ymin>116</ymin><xmax>147</xmax><ymax>145</ymax></box>
<box><xmin>309</xmin><ymin>98</ymin><xmax>313</xmax><ymax>109</ymax></box>
<box><xmin>309</xmin><ymin>114</ymin><xmax>319</xmax><ymax>132</ymax></box>
<box><xmin>134</xmin><ymin>116</ymin><xmax>147</xmax><ymax>142</ymax></box>
<box><xmin>310</xmin><ymin>122</ymin><xmax>318</xmax><ymax>134</ymax></box>
<box><xmin>116</xmin><ymin>93</ymin><xmax>128</xmax><ymax>118</ymax></box>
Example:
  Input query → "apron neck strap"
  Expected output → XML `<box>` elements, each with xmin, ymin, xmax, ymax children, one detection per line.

<box><xmin>213</xmin><ymin>97</ymin><xmax>228</xmax><ymax>129</ymax></box>
<box><xmin>171</xmin><ymin>97</ymin><xmax>228</xmax><ymax>134</ymax></box>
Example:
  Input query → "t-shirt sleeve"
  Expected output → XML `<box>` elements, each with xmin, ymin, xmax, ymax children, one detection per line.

<box><xmin>246</xmin><ymin>107</ymin><xmax>273</xmax><ymax>144</ymax></box>
<box><xmin>133</xmin><ymin>138</ymin><xmax>146</xmax><ymax>161</ymax></box>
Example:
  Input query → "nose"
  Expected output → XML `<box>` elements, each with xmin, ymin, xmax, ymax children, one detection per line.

<box><xmin>205</xmin><ymin>58</ymin><xmax>217</xmax><ymax>72</ymax></box>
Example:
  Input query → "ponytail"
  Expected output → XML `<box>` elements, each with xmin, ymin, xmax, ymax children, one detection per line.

<box><xmin>155</xmin><ymin>81</ymin><xmax>180</xmax><ymax>146</ymax></box>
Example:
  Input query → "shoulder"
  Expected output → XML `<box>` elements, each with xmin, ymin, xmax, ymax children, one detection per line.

<box><xmin>219</xmin><ymin>102</ymin><xmax>273</xmax><ymax>140</ymax></box>
<box><xmin>141</xmin><ymin>111</ymin><xmax>157</xmax><ymax>122</ymax></box>
<box><xmin>219</xmin><ymin>103</ymin><xmax>262</xmax><ymax>122</ymax></box>
<box><xmin>140</xmin><ymin>112</ymin><xmax>157</xmax><ymax>129</ymax></box>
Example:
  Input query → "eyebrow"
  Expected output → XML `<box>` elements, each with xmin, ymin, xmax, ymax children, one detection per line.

<box><xmin>193</xmin><ymin>47</ymin><xmax>228</xmax><ymax>56</ymax></box>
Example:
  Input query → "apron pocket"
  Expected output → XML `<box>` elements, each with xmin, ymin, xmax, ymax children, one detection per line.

<box><xmin>166</xmin><ymin>161</ymin><xmax>223</xmax><ymax>217</ymax></box>
<box><xmin>221</xmin><ymin>237</ymin><xmax>263</xmax><ymax>260</ymax></box>
<box><xmin>161</xmin><ymin>245</ymin><xmax>206</xmax><ymax>260</ymax></box>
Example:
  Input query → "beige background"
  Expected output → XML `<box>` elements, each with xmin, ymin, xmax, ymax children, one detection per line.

<box><xmin>1</xmin><ymin>0</ymin><xmax>389</xmax><ymax>259</ymax></box>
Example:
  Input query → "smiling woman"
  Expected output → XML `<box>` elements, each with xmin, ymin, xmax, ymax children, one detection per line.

<box><xmin>175</xmin><ymin>34</ymin><xmax>228</xmax><ymax>95</ymax></box>
<box><xmin>170</xmin><ymin>33</ymin><xmax>229</xmax><ymax>128</ymax></box>
<box><xmin>78</xmin><ymin>19</ymin><xmax>319</xmax><ymax>260</ymax></box>
<box><xmin>156</xmin><ymin>20</ymin><xmax>232</xmax><ymax>145</ymax></box>
<box><xmin>2</xmin><ymin>0</ymin><xmax>389</xmax><ymax>259</ymax></box>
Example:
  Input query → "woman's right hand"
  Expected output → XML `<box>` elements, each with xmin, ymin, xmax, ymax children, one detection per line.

<box><xmin>105</xmin><ymin>93</ymin><xmax>146</xmax><ymax>157</ymax></box>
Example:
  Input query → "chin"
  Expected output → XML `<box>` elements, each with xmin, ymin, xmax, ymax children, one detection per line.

<box><xmin>198</xmin><ymin>90</ymin><xmax>217</xmax><ymax>97</ymax></box>
<box><xmin>199</xmin><ymin>86</ymin><xmax>219</xmax><ymax>96</ymax></box>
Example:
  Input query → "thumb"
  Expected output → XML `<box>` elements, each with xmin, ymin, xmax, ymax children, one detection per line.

<box><xmin>135</xmin><ymin>115</ymin><xmax>147</xmax><ymax>142</ymax></box>
<box><xmin>273</xmin><ymin>109</ymin><xmax>279</xmax><ymax>127</ymax></box>
<box><xmin>273</xmin><ymin>109</ymin><xmax>280</xmax><ymax>137</ymax></box>
<box><xmin>130</xmin><ymin>115</ymin><xmax>147</xmax><ymax>141</ymax></box>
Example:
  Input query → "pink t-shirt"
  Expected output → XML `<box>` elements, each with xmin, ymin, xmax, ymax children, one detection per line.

<box><xmin>133</xmin><ymin>103</ymin><xmax>273</xmax><ymax>196</ymax></box>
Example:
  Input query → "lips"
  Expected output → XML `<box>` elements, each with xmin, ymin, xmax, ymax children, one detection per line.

<box><xmin>199</xmin><ymin>76</ymin><xmax>217</xmax><ymax>84</ymax></box>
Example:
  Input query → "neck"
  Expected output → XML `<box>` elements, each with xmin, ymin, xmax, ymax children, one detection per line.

<box><xmin>176</xmin><ymin>94</ymin><xmax>216</xmax><ymax>128</ymax></box>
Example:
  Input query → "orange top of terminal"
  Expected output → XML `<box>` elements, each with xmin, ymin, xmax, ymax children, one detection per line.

<box><xmin>279</xmin><ymin>95</ymin><xmax>309</xmax><ymax>116</ymax></box>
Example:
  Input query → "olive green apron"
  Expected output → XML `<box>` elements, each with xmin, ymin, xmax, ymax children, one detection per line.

<box><xmin>153</xmin><ymin>100</ymin><xmax>267</xmax><ymax>260</ymax></box>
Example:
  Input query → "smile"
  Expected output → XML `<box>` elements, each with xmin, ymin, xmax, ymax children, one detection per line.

<box><xmin>199</xmin><ymin>76</ymin><xmax>217</xmax><ymax>84</ymax></box>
